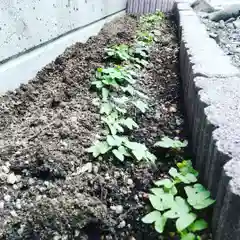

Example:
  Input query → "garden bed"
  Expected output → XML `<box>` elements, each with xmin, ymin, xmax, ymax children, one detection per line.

<box><xmin>0</xmin><ymin>13</ymin><xmax>212</xmax><ymax>240</ymax></box>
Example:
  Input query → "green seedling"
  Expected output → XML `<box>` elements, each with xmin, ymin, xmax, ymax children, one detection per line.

<box><xmin>133</xmin><ymin>41</ymin><xmax>150</xmax><ymax>59</ymax></box>
<box><xmin>154</xmin><ymin>136</ymin><xmax>188</xmax><ymax>151</ymax></box>
<box><xmin>101</xmin><ymin>111</ymin><xmax>138</xmax><ymax>135</ymax></box>
<box><xmin>87</xmin><ymin>135</ymin><xmax>156</xmax><ymax>162</ymax></box>
<box><xmin>136</xmin><ymin>31</ymin><xmax>154</xmax><ymax>44</ymax></box>
<box><xmin>185</xmin><ymin>184</ymin><xmax>215</xmax><ymax>210</ymax></box>
<box><xmin>105</xmin><ymin>44</ymin><xmax>131</xmax><ymax>61</ymax></box>
<box><xmin>92</xmin><ymin>66</ymin><xmax>136</xmax><ymax>90</ymax></box>
<box><xmin>142</xmin><ymin>160</ymin><xmax>214</xmax><ymax>239</ymax></box>
<box><xmin>140</xmin><ymin>11</ymin><xmax>165</xmax><ymax>31</ymax></box>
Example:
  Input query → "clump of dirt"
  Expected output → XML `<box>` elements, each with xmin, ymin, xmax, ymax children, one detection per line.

<box><xmin>0</xmin><ymin>15</ymin><xmax>185</xmax><ymax>240</ymax></box>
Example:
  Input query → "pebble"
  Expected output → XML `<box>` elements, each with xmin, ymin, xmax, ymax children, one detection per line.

<box><xmin>2</xmin><ymin>166</ymin><xmax>9</xmax><ymax>174</ymax></box>
<box><xmin>110</xmin><ymin>205</ymin><xmax>123</xmax><ymax>214</ymax></box>
<box><xmin>10</xmin><ymin>210</ymin><xmax>18</xmax><ymax>217</ymax></box>
<box><xmin>0</xmin><ymin>201</ymin><xmax>4</xmax><ymax>209</ymax></box>
<box><xmin>15</xmin><ymin>199</ymin><xmax>21</xmax><ymax>209</ymax></box>
<box><xmin>7</xmin><ymin>173</ymin><xmax>18</xmax><ymax>184</ymax></box>
<box><xmin>36</xmin><ymin>195</ymin><xmax>42</xmax><ymax>201</ymax></box>
<box><xmin>219</xmin><ymin>20</ymin><xmax>225</xmax><ymax>28</ymax></box>
<box><xmin>28</xmin><ymin>178</ymin><xmax>35</xmax><ymax>185</ymax></box>
<box><xmin>118</xmin><ymin>220</ymin><xmax>126</xmax><ymax>228</ymax></box>
<box><xmin>114</xmin><ymin>171</ymin><xmax>121</xmax><ymax>179</ymax></box>
<box><xmin>134</xmin><ymin>194</ymin><xmax>139</xmax><ymax>202</ymax></box>
<box><xmin>127</xmin><ymin>179</ymin><xmax>133</xmax><ymax>186</ymax></box>
<box><xmin>4</xmin><ymin>195</ymin><xmax>11</xmax><ymax>202</ymax></box>
<box><xmin>105</xmin><ymin>173</ymin><xmax>110</xmax><ymax>180</ymax></box>
<box><xmin>169</xmin><ymin>106</ymin><xmax>177</xmax><ymax>113</ymax></box>
<box><xmin>128</xmin><ymin>237</ymin><xmax>136</xmax><ymax>240</ymax></box>
<box><xmin>93</xmin><ymin>165</ymin><xmax>99</xmax><ymax>174</ymax></box>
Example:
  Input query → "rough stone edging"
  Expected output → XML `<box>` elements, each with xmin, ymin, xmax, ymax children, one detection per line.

<box><xmin>173</xmin><ymin>1</ymin><xmax>240</xmax><ymax>239</ymax></box>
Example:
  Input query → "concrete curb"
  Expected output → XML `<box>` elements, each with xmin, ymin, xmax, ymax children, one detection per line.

<box><xmin>174</xmin><ymin>1</ymin><xmax>240</xmax><ymax>239</ymax></box>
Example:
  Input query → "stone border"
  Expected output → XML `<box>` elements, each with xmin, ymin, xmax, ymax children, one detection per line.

<box><xmin>174</xmin><ymin>1</ymin><xmax>240</xmax><ymax>239</ymax></box>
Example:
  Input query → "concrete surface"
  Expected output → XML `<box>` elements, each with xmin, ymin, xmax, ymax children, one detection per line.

<box><xmin>0</xmin><ymin>0</ymin><xmax>126</xmax><ymax>63</ymax></box>
<box><xmin>0</xmin><ymin>0</ymin><xmax>126</xmax><ymax>94</ymax></box>
<box><xmin>174</xmin><ymin>1</ymin><xmax>240</xmax><ymax>239</ymax></box>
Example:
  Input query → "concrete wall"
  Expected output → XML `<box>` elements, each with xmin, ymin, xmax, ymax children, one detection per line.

<box><xmin>0</xmin><ymin>0</ymin><xmax>126</xmax><ymax>94</ymax></box>
<box><xmin>174</xmin><ymin>1</ymin><xmax>240</xmax><ymax>239</ymax></box>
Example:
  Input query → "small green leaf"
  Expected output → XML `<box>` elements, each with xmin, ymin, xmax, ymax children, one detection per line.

<box><xmin>154</xmin><ymin>136</ymin><xmax>188</xmax><ymax>149</ymax></box>
<box><xmin>142</xmin><ymin>210</ymin><xmax>161</xmax><ymax>224</ymax></box>
<box><xmin>149</xmin><ymin>193</ymin><xmax>174</xmax><ymax>211</ymax></box>
<box><xmin>176</xmin><ymin>213</ymin><xmax>197</xmax><ymax>232</ymax></box>
<box><xmin>150</xmin><ymin>188</ymin><xmax>164</xmax><ymax>196</ymax></box>
<box><xmin>185</xmin><ymin>185</ymin><xmax>215</xmax><ymax>210</ymax></box>
<box><xmin>145</xmin><ymin>151</ymin><xmax>157</xmax><ymax>162</ymax></box>
<box><xmin>120</xmin><ymin>118</ymin><xmax>139</xmax><ymax>130</ymax></box>
<box><xmin>154</xmin><ymin>179</ymin><xmax>174</xmax><ymax>189</ymax></box>
<box><xmin>100</xmin><ymin>102</ymin><xmax>112</xmax><ymax>115</ymax></box>
<box><xmin>184</xmin><ymin>173</ymin><xmax>198</xmax><ymax>183</ymax></box>
<box><xmin>154</xmin><ymin>216</ymin><xmax>167</xmax><ymax>233</ymax></box>
<box><xmin>92</xmin><ymin>98</ymin><xmax>100</xmax><ymax>106</ymax></box>
<box><xmin>92</xmin><ymin>80</ymin><xmax>103</xmax><ymax>89</ymax></box>
<box><xmin>87</xmin><ymin>141</ymin><xmax>111</xmax><ymax>158</ymax></box>
<box><xmin>118</xmin><ymin>146</ymin><xmax>131</xmax><ymax>157</ymax></box>
<box><xmin>121</xmin><ymin>85</ymin><xmax>135</xmax><ymax>95</ymax></box>
<box><xmin>189</xmin><ymin>219</ymin><xmax>208</xmax><ymax>232</ymax></box>
<box><xmin>170</xmin><ymin>186</ymin><xmax>178</xmax><ymax>196</ymax></box>
<box><xmin>133</xmin><ymin>100</ymin><xmax>148</xmax><ymax>113</ymax></box>
<box><xmin>102</xmin><ymin>88</ymin><xmax>109</xmax><ymax>101</ymax></box>
<box><xmin>169</xmin><ymin>167</ymin><xmax>179</xmax><ymax>178</ymax></box>
<box><xmin>112</xmin><ymin>149</ymin><xmax>124</xmax><ymax>161</ymax></box>
<box><xmin>181</xmin><ymin>233</ymin><xmax>196</xmax><ymax>240</ymax></box>
<box><xmin>135</xmin><ymin>89</ymin><xmax>150</xmax><ymax>99</ymax></box>
<box><xmin>115</xmin><ymin>105</ymin><xmax>127</xmax><ymax>114</ymax></box>
<box><xmin>164</xmin><ymin>196</ymin><xmax>190</xmax><ymax>219</ymax></box>
<box><xmin>164</xmin><ymin>209</ymin><xmax>179</xmax><ymax>219</ymax></box>
<box><xmin>132</xmin><ymin>148</ymin><xmax>146</xmax><ymax>161</ymax></box>
<box><xmin>106</xmin><ymin>135</ymin><xmax>123</xmax><ymax>147</ymax></box>
<box><xmin>113</xmin><ymin>96</ymin><xmax>129</xmax><ymax>105</ymax></box>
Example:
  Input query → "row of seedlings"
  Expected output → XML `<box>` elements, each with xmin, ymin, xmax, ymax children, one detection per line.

<box><xmin>87</xmin><ymin>11</ymin><xmax>215</xmax><ymax>240</ymax></box>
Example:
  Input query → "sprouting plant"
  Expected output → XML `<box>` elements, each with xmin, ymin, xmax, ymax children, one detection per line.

<box><xmin>154</xmin><ymin>136</ymin><xmax>188</xmax><ymax>151</ymax></box>
<box><xmin>136</xmin><ymin>31</ymin><xmax>154</xmax><ymax>44</ymax></box>
<box><xmin>142</xmin><ymin>160</ymin><xmax>215</xmax><ymax>239</ymax></box>
<box><xmin>87</xmin><ymin>135</ymin><xmax>156</xmax><ymax>162</ymax></box>
<box><xmin>133</xmin><ymin>41</ymin><xmax>150</xmax><ymax>59</ymax></box>
<box><xmin>92</xmin><ymin>66</ymin><xmax>136</xmax><ymax>90</ymax></box>
<box><xmin>105</xmin><ymin>44</ymin><xmax>131</xmax><ymax>61</ymax></box>
<box><xmin>101</xmin><ymin>111</ymin><xmax>139</xmax><ymax>135</ymax></box>
<box><xmin>140</xmin><ymin>11</ymin><xmax>165</xmax><ymax>31</ymax></box>
<box><xmin>99</xmin><ymin>100</ymin><xmax>127</xmax><ymax>115</ymax></box>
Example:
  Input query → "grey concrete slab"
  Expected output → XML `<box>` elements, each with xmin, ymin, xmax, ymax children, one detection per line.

<box><xmin>174</xmin><ymin>2</ymin><xmax>240</xmax><ymax>239</ymax></box>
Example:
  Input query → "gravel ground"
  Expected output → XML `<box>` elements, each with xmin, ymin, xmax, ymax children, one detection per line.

<box><xmin>199</xmin><ymin>12</ymin><xmax>240</xmax><ymax>68</ymax></box>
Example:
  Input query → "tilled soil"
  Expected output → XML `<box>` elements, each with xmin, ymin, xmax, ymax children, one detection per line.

<box><xmin>0</xmin><ymin>15</ymin><xmax>183</xmax><ymax>240</ymax></box>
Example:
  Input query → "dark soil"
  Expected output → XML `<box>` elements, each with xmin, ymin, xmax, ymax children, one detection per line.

<box><xmin>0</xmin><ymin>15</ymin><xmax>186</xmax><ymax>240</ymax></box>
